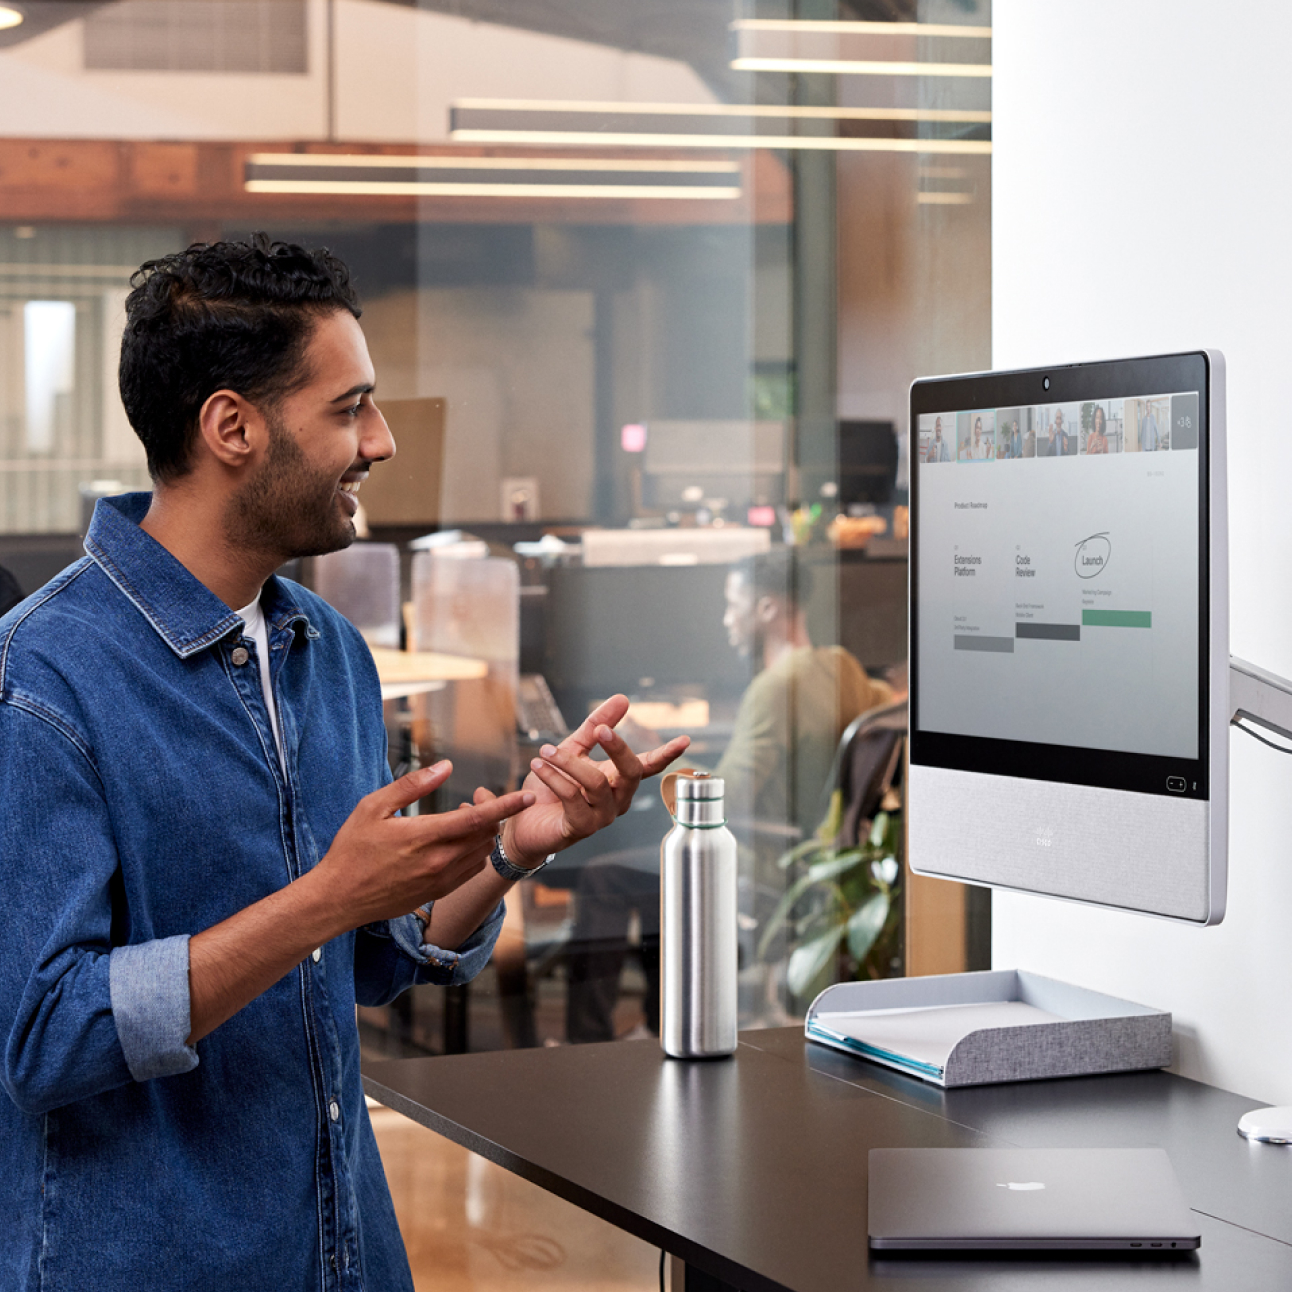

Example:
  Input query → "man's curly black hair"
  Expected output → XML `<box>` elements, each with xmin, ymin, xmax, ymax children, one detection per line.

<box><xmin>118</xmin><ymin>233</ymin><xmax>361</xmax><ymax>483</ymax></box>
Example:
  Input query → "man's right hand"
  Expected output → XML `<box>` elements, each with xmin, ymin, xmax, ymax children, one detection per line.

<box><xmin>186</xmin><ymin>761</ymin><xmax>533</xmax><ymax>1047</ymax></box>
<box><xmin>315</xmin><ymin>760</ymin><xmax>535</xmax><ymax>926</ymax></box>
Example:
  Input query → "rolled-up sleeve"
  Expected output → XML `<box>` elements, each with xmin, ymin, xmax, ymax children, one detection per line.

<box><xmin>353</xmin><ymin>901</ymin><xmax>506</xmax><ymax>1007</ymax></box>
<box><xmin>108</xmin><ymin>937</ymin><xmax>198</xmax><ymax>1081</ymax></box>
<box><xmin>0</xmin><ymin>700</ymin><xmax>192</xmax><ymax>1115</ymax></box>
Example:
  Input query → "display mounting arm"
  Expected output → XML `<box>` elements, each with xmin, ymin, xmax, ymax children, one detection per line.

<box><xmin>1229</xmin><ymin>656</ymin><xmax>1292</xmax><ymax>1141</ymax></box>
<box><xmin>1230</xmin><ymin>656</ymin><xmax>1292</xmax><ymax>745</ymax></box>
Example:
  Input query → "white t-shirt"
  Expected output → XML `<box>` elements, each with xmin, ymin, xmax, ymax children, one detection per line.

<box><xmin>236</xmin><ymin>595</ymin><xmax>285</xmax><ymax>770</ymax></box>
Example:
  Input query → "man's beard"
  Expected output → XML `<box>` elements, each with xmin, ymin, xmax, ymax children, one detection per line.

<box><xmin>226</xmin><ymin>413</ymin><xmax>358</xmax><ymax>562</ymax></box>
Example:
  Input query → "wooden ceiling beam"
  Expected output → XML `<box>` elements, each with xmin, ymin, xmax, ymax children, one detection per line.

<box><xmin>0</xmin><ymin>138</ymin><xmax>791</xmax><ymax>227</ymax></box>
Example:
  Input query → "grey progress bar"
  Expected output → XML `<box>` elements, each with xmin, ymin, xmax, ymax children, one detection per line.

<box><xmin>1015</xmin><ymin>622</ymin><xmax>1081</xmax><ymax>641</ymax></box>
<box><xmin>954</xmin><ymin>635</ymin><xmax>1015</xmax><ymax>653</ymax></box>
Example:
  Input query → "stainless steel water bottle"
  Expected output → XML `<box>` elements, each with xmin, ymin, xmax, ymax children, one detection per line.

<box><xmin>660</xmin><ymin>771</ymin><xmax>738</xmax><ymax>1059</ymax></box>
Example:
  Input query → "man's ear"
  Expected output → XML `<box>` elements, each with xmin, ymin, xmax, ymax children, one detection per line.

<box><xmin>754</xmin><ymin>594</ymin><xmax>781</xmax><ymax>627</ymax></box>
<box><xmin>197</xmin><ymin>390</ymin><xmax>262</xmax><ymax>470</ymax></box>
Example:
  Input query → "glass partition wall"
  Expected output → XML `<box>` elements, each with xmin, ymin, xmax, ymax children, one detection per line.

<box><xmin>0</xmin><ymin>0</ymin><xmax>990</xmax><ymax>1054</ymax></box>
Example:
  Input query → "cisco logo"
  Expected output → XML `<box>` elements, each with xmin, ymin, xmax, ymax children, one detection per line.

<box><xmin>1034</xmin><ymin>826</ymin><xmax>1054</xmax><ymax>849</ymax></box>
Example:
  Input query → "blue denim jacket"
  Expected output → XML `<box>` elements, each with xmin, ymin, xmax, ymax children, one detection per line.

<box><xmin>0</xmin><ymin>494</ymin><xmax>503</xmax><ymax>1291</ymax></box>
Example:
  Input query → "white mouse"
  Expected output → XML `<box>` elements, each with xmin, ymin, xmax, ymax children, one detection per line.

<box><xmin>1237</xmin><ymin>1106</ymin><xmax>1292</xmax><ymax>1144</ymax></box>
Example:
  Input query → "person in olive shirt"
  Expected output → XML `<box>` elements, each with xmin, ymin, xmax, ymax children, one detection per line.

<box><xmin>565</xmin><ymin>549</ymin><xmax>894</xmax><ymax>1042</ymax></box>
<box><xmin>711</xmin><ymin>551</ymin><xmax>893</xmax><ymax>874</ymax></box>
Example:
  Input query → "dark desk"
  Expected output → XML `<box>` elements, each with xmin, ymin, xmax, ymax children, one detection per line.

<box><xmin>363</xmin><ymin>1029</ymin><xmax>1292</xmax><ymax>1291</ymax></box>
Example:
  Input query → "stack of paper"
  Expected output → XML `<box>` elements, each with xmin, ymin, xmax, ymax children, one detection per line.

<box><xmin>808</xmin><ymin>1001</ymin><xmax>1064</xmax><ymax>1080</ymax></box>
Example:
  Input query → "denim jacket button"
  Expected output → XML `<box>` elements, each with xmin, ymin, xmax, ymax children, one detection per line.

<box><xmin>231</xmin><ymin>646</ymin><xmax>249</xmax><ymax>666</ymax></box>
<box><xmin>312</xmin><ymin>948</ymin><xmax>321</xmax><ymax>962</ymax></box>
<box><xmin>329</xmin><ymin>1099</ymin><xmax>340</xmax><ymax>1122</ymax></box>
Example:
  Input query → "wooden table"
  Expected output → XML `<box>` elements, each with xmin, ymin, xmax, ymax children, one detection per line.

<box><xmin>363</xmin><ymin>1027</ymin><xmax>1292</xmax><ymax>1291</ymax></box>
<box><xmin>368</xmin><ymin>646</ymin><xmax>488</xmax><ymax>702</ymax></box>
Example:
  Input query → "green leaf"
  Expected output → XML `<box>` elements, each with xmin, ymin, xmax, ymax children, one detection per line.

<box><xmin>868</xmin><ymin>811</ymin><xmax>888</xmax><ymax>849</ymax></box>
<box><xmin>804</xmin><ymin>850</ymin><xmax>864</xmax><ymax>884</ymax></box>
<box><xmin>846</xmin><ymin>893</ymin><xmax>890</xmax><ymax>965</ymax></box>
<box><xmin>787</xmin><ymin>924</ymin><xmax>847</xmax><ymax>997</ymax></box>
<box><xmin>758</xmin><ymin>847</ymin><xmax>869</xmax><ymax>960</ymax></box>
<box><xmin>757</xmin><ymin>866</ymin><xmax>830</xmax><ymax>960</ymax></box>
<box><xmin>776</xmin><ymin>835</ymin><xmax>829</xmax><ymax>870</ymax></box>
<box><xmin>816</xmin><ymin>789</ymin><xmax>844</xmax><ymax>843</ymax></box>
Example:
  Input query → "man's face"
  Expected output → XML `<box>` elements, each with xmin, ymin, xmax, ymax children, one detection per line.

<box><xmin>229</xmin><ymin>310</ymin><xmax>395</xmax><ymax>561</ymax></box>
<box><xmin>934</xmin><ymin>417</ymin><xmax>942</xmax><ymax>441</ymax></box>
<box><xmin>723</xmin><ymin>570</ymin><xmax>757</xmax><ymax>657</ymax></box>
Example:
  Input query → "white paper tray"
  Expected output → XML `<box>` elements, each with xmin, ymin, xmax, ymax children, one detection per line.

<box><xmin>805</xmin><ymin>969</ymin><xmax>1172</xmax><ymax>1088</ymax></box>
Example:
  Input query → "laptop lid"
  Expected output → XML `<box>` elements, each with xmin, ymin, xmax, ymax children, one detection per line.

<box><xmin>868</xmin><ymin>1148</ymin><xmax>1200</xmax><ymax>1252</ymax></box>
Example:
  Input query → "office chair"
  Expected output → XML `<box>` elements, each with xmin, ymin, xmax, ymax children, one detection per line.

<box><xmin>817</xmin><ymin>698</ymin><xmax>908</xmax><ymax>848</ymax></box>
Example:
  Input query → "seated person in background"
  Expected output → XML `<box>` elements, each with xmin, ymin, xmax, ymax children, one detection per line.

<box><xmin>566</xmin><ymin>549</ymin><xmax>896</xmax><ymax>1042</ymax></box>
<box><xmin>0</xmin><ymin>565</ymin><xmax>21</xmax><ymax>617</ymax></box>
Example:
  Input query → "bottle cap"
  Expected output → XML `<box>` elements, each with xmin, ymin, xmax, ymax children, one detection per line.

<box><xmin>676</xmin><ymin>775</ymin><xmax>724</xmax><ymax>800</ymax></box>
<box><xmin>660</xmin><ymin>770</ymin><xmax>725</xmax><ymax>815</ymax></box>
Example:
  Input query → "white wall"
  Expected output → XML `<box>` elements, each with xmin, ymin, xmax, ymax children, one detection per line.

<box><xmin>992</xmin><ymin>0</ymin><xmax>1292</xmax><ymax>1104</ymax></box>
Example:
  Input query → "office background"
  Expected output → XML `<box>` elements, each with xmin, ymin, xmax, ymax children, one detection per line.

<box><xmin>0</xmin><ymin>0</ymin><xmax>992</xmax><ymax>1055</ymax></box>
<box><xmin>993</xmin><ymin>0</ymin><xmax>1292</xmax><ymax>1107</ymax></box>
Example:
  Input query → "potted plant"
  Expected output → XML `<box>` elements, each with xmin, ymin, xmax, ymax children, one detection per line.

<box><xmin>758</xmin><ymin>793</ymin><xmax>903</xmax><ymax>1000</ymax></box>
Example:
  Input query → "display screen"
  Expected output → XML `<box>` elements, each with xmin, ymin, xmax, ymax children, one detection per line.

<box><xmin>909</xmin><ymin>355</ymin><xmax>1211</xmax><ymax>798</ymax></box>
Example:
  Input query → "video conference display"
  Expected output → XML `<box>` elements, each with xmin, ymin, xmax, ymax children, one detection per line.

<box><xmin>916</xmin><ymin>393</ymin><xmax>1201</xmax><ymax>761</ymax></box>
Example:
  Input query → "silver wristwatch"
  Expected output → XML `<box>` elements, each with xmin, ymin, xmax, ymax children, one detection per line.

<box><xmin>490</xmin><ymin>833</ymin><xmax>553</xmax><ymax>882</ymax></box>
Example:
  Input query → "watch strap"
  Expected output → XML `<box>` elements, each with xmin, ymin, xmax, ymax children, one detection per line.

<box><xmin>491</xmin><ymin>834</ymin><xmax>552</xmax><ymax>881</ymax></box>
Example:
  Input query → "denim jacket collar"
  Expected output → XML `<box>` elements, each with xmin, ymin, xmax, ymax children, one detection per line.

<box><xmin>84</xmin><ymin>492</ymin><xmax>315</xmax><ymax>659</ymax></box>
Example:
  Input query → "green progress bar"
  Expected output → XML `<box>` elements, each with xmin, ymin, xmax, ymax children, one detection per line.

<box><xmin>1082</xmin><ymin>609</ymin><xmax>1152</xmax><ymax>628</ymax></box>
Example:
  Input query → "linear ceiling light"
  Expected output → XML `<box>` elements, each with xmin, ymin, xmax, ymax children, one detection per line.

<box><xmin>730</xmin><ymin>58</ymin><xmax>991</xmax><ymax>76</ymax></box>
<box><xmin>731</xmin><ymin>19</ymin><xmax>990</xmax><ymax>38</ymax></box>
<box><xmin>246</xmin><ymin>181</ymin><xmax>741</xmax><ymax>199</ymax></box>
<box><xmin>448</xmin><ymin>99</ymin><xmax>989</xmax><ymax>153</ymax></box>
<box><xmin>449</xmin><ymin>131</ymin><xmax>991</xmax><ymax>156</ymax></box>
<box><xmin>917</xmin><ymin>191</ymin><xmax>974</xmax><ymax>204</ymax></box>
<box><xmin>730</xmin><ymin>17</ymin><xmax>990</xmax><ymax>77</ymax></box>
<box><xmin>451</xmin><ymin>98</ymin><xmax>991</xmax><ymax>124</ymax></box>
<box><xmin>244</xmin><ymin>153</ymin><xmax>742</xmax><ymax>200</ymax></box>
<box><xmin>0</xmin><ymin>4</ymin><xmax>24</xmax><ymax>29</ymax></box>
<box><xmin>246</xmin><ymin>153</ymin><xmax>740</xmax><ymax>173</ymax></box>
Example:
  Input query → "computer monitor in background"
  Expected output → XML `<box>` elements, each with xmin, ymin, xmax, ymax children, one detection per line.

<box><xmin>838</xmin><ymin>419</ymin><xmax>898</xmax><ymax>507</ymax></box>
<box><xmin>907</xmin><ymin>352</ymin><xmax>1228</xmax><ymax>924</ymax></box>
<box><xmin>542</xmin><ymin>563</ymin><xmax>749</xmax><ymax>717</ymax></box>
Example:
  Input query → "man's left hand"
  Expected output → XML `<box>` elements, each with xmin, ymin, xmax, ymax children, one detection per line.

<box><xmin>500</xmin><ymin>694</ymin><xmax>689</xmax><ymax>870</ymax></box>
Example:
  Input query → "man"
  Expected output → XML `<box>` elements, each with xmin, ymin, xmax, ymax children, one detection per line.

<box><xmin>711</xmin><ymin>553</ymin><xmax>894</xmax><ymax>851</ymax></box>
<box><xmin>1043</xmin><ymin>411</ymin><xmax>1065</xmax><ymax>457</ymax></box>
<box><xmin>0</xmin><ymin>237</ymin><xmax>686</xmax><ymax>1291</ymax></box>
<box><xmin>566</xmin><ymin>550</ymin><xmax>893</xmax><ymax>1042</ymax></box>
<box><xmin>931</xmin><ymin>416</ymin><xmax>951</xmax><ymax>462</ymax></box>
<box><xmin>1139</xmin><ymin>400</ymin><xmax>1162</xmax><ymax>452</ymax></box>
<box><xmin>1057</xmin><ymin>408</ymin><xmax>1075</xmax><ymax>455</ymax></box>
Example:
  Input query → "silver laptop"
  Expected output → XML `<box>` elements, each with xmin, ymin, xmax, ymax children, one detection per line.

<box><xmin>868</xmin><ymin>1148</ymin><xmax>1201</xmax><ymax>1252</ymax></box>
